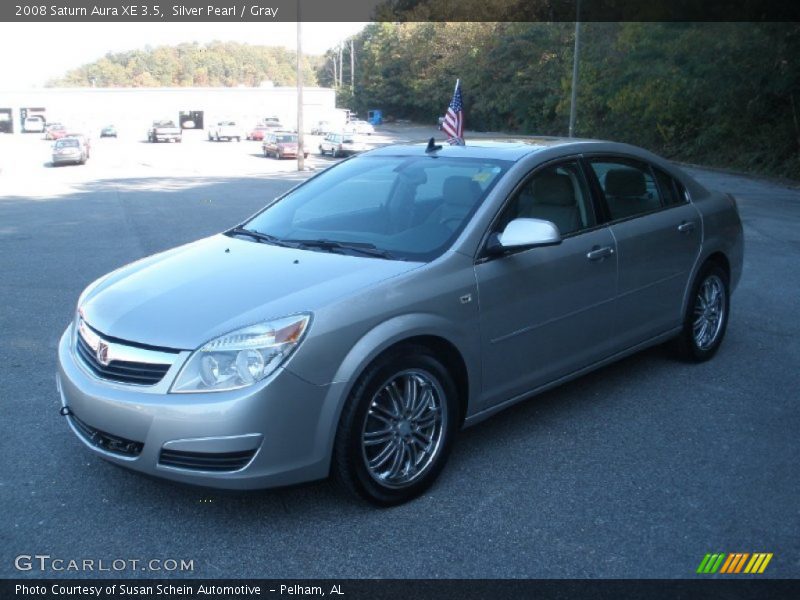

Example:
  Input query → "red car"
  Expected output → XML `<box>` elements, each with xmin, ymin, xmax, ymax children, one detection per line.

<box><xmin>46</xmin><ymin>124</ymin><xmax>68</xmax><ymax>140</ymax></box>
<box><xmin>262</xmin><ymin>132</ymin><xmax>308</xmax><ymax>159</ymax></box>
<box><xmin>247</xmin><ymin>125</ymin><xmax>269</xmax><ymax>141</ymax></box>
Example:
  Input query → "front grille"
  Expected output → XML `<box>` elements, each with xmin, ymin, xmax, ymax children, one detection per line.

<box><xmin>159</xmin><ymin>449</ymin><xmax>257</xmax><ymax>472</ymax></box>
<box><xmin>76</xmin><ymin>330</ymin><xmax>172</xmax><ymax>386</ymax></box>
<box><xmin>70</xmin><ymin>412</ymin><xmax>144</xmax><ymax>457</ymax></box>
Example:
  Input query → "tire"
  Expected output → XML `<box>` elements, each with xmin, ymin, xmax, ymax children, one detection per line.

<box><xmin>276</xmin><ymin>150</ymin><xmax>282</xmax><ymax>160</ymax></box>
<box><xmin>673</xmin><ymin>262</ymin><xmax>730</xmax><ymax>362</ymax></box>
<box><xmin>235</xmin><ymin>137</ymin><xmax>241</xmax><ymax>143</ymax></box>
<box><xmin>332</xmin><ymin>345</ymin><xmax>459</xmax><ymax>506</ymax></box>
<box><xmin>263</xmin><ymin>148</ymin><xmax>268</xmax><ymax>157</ymax></box>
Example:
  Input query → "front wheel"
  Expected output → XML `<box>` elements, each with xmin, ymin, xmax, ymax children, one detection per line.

<box><xmin>673</xmin><ymin>262</ymin><xmax>730</xmax><ymax>362</ymax></box>
<box><xmin>332</xmin><ymin>346</ymin><xmax>459</xmax><ymax>506</ymax></box>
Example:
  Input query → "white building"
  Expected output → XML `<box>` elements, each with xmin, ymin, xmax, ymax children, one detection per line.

<box><xmin>0</xmin><ymin>86</ymin><xmax>336</xmax><ymax>135</ymax></box>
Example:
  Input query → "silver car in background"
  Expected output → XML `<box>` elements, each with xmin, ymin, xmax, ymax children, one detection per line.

<box><xmin>52</xmin><ymin>137</ymin><xmax>88</xmax><ymax>166</ymax></box>
<box><xmin>56</xmin><ymin>138</ymin><xmax>743</xmax><ymax>505</ymax></box>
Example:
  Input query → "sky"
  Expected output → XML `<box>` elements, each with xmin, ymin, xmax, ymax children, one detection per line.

<box><xmin>0</xmin><ymin>22</ymin><xmax>367</xmax><ymax>88</ymax></box>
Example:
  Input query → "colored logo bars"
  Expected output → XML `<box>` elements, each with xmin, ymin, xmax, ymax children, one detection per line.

<box><xmin>697</xmin><ymin>553</ymin><xmax>773</xmax><ymax>574</ymax></box>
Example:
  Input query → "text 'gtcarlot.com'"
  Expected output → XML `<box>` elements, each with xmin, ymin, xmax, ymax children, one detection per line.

<box><xmin>14</xmin><ymin>554</ymin><xmax>194</xmax><ymax>572</ymax></box>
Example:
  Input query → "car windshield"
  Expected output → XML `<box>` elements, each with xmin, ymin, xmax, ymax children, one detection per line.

<box><xmin>244</xmin><ymin>154</ymin><xmax>510</xmax><ymax>261</ymax></box>
<box><xmin>56</xmin><ymin>139</ymin><xmax>79</xmax><ymax>148</ymax></box>
<box><xmin>277</xmin><ymin>135</ymin><xmax>297</xmax><ymax>143</ymax></box>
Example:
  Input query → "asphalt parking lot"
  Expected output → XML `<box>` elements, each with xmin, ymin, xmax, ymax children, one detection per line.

<box><xmin>1</xmin><ymin>126</ymin><xmax>798</xmax><ymax>579</ymax></box>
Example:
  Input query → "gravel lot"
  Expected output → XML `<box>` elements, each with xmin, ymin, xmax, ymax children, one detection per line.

<box><xmin>1</xmin><ymin>125</ymin><xmax>798</xmax><ymax>579</ymax></box>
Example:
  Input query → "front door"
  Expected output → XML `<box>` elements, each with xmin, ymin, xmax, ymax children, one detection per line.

<box><xmin>475</xmin><ymin>159</ymin><xmax>618</xmax><ymax>409</ymax></box>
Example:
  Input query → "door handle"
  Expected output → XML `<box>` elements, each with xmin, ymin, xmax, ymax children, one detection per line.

<box><xmin>677</xmin><ymin>221</ymin><xmax>696</xmax><ymax>234</ymax></box>
<box><xmin>586</xmin><ymin>246</ymin><xmax>614</xmax><ymax>261</ymax></box>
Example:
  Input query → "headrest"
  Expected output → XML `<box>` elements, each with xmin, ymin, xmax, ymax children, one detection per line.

<box><xmin>443</xmin><ymin>176</ymin><xmax>482</xmax><ymax>207</ymax></box>
<box><xmin>604</xmin><ymin>168</ymin><xmax>646</xmax><ymax>197</ymax></box>
<box><xmin>532</xmin><ymin>173</ymin><xmax>575</xmax><ymax>207</ymax></box>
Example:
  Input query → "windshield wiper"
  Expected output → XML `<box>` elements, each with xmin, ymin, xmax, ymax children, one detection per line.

<box><xmin>227</xmin><ymin>227</ymin><xmax>297</xmax><ymax>248</ymax></box>
<box><xmin>282</xmin><ymin>238</ymin><xmax>399</xmax><ymax>260</ymax></box>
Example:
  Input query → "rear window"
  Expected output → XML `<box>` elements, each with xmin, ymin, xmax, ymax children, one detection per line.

<box><xmin>55</xmin><ymin>139</ymin><xmax>79</xmax><ymax>148</ymax></box>
<box><xmin>653</xmin><ymin>168</ymin><xmax>686</xmax><ymax>206</ymax></box>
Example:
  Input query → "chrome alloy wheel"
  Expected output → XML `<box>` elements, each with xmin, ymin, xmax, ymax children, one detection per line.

<box><xmin>360</xmin><ymin>369</ymin><xmax>446</xmax><ymax>489</ymax></box>
<box><xmin>693</xmin><ymin>274</ymin><xmax>726</xmax><ymax>350</ymax></box>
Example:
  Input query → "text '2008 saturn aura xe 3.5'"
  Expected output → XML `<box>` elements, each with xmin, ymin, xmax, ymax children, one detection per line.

<box><xmin>57</xmin><ymin>138</ymin><xmax>743</xmax><ymax>505</ymax></box>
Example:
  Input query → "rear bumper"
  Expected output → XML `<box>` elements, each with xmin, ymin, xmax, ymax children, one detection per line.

<box><xmin>56</xmin><ymin>327</ymin><xmax>345</xmax><ymax>490</ymax></box>
<box><xmin>52</xmin><ymin>155</ymin><xmax>82</xmax><ymax>164</ymax></box>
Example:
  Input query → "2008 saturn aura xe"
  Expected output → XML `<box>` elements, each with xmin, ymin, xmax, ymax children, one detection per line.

<box><xmin>57</xmin><ymin>138</ymin><xmax>744</xmax><ymax>505</ymax></box>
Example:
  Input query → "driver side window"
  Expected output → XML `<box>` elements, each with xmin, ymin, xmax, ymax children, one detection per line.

<box><xmin>497</xmin><ymin>160</ymin><xmax>595</xmax><ymax>236</ymax></box>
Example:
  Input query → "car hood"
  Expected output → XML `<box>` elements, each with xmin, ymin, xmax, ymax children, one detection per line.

<box><xmin>80</xmin><ymin>234</ymin><xmax>421</xmax><ymax>350</ymax></box>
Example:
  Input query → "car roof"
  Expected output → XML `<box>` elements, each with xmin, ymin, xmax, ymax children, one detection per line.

<box><xmin>366</xmin><ymin>137</ymin><xmax>669</xmax><ymax>162</ymax></box>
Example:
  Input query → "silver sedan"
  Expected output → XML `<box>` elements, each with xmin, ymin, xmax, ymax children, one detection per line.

<box><xmin>56</xmin><ymin>138</ymin><xmax>744</xmax><ymax>505</ymax></box>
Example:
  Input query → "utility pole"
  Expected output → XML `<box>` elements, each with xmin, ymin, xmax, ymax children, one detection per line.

<box><xmin>350</xmin><ymin>39</ymin><xmax>355</xmax><ymax>92</ymax></box>
<box><xmin>568</xmin><ymin>0</ymin><xmax>581</xmax><ymax>138</ymax></box>
<box><xmin>296</xmin><ymin>13</ymin><xmax>304</xmax><ymax>171</ymax></box>
<box><xmin>338</xmin><ymin>45</ymin><xmax>343</xmax><ymax>88</ymax></box>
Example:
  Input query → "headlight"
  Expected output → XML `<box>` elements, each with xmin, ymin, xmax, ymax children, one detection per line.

<box><xmin>171</xmin><ymin>314</ymin><xmax>311</xmax><ymax>393</ymax></box>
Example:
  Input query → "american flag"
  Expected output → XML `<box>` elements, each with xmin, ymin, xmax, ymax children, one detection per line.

<box><xmin>442</xmin><ymin>79</ymin><xmax>464</xmax><ymax>145</ymax></box>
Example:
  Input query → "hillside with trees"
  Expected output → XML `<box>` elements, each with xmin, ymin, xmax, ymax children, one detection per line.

<box><xmin>320</xmin><ymin>22</ymin><xmax>800</xmax><ymax>179</ymax></box>
<box><xmin>47</xmin><ymin>41</ymin><xmax>320</xmax><ymax>88</ymax></box>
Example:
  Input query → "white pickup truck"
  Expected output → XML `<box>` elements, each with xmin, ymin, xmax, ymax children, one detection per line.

<box><xmin>208</xmin><ymin>120</ymin><xmax>243</xmax><ymax>142</ymax></box>
<box><xmin>147</xmin><ymin>120</ymin><xmax>182</xmax><ymax>143</ymax></box>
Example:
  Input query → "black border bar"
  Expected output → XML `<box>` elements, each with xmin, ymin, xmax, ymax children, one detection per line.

<box><xmin>3</xmin><ymin>0</ymin><xmax>800</xmax><ymax>23</ymax></box>
<box><xmin>4</xmin><ymin>579</ymin><xmax>800</xmax><ymax>600</ymax></box>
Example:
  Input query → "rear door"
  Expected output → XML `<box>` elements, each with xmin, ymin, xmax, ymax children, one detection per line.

<box><xmin>586</xmin><ymin>156</ymin><xmax>702</xmax><ymax>348</ymax></box>
<box><xmin>475</xmin><ymin>158</ymin><xmax>618</xmax><ymax>408</ymax></box>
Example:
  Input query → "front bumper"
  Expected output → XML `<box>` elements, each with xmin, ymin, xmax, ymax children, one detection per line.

<box><xmin>56</xmin><ymin>327</ymin><xmax>344</xmax><ymax>489</ymax></box>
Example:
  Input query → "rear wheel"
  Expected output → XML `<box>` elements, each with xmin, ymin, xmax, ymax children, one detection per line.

<box><xmin>332</xmin><ymin>346</ymin><xmax>458</xmax><ymax>506</ymax></box>
<box><xmin>673</xmin><ymin>262</ymin><xmax>730</xmax><ymax>362</ymax></box>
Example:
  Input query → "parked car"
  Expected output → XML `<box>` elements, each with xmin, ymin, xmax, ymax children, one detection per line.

<box><xmin>56</xmin><ymin>138</ymin><xmax>743</xmax><ymax>505</ymax></box>
<box><xmin>45</xmin><ymin>124</ymin><xmax>67</xmax><ymax>140</ymax></box>
<box><xmin>100</xmin><ymin>125</ymin><xmax>117</xmax><ymax>138</ymax></box>
<box><xmin>51</xmin><ymin>137</ymin><xmax>88</xmax><ymax>166</ymax></box>
<box><xmin>23</xmin><ymin>115</ymin><xmax>46</xmax><ymax>133</ymax></box>
<box><xmin>318</xmin><ymin>132</ymin><xmax>367</xmax><ymax>157</ymax></box>
<box><xmin>263</xmin><ymin>121</ymin><xmax>284</xmax><ymax>132</ymax></box>
<box><xmin>310</xmin><ymin>121</ymin><xmax>332</xmax><ymax>135</ymax></box>
<box><xmin>262</xmin><ymin>132</ymin><xmax>308</xmax><ymax>159</ymax></box>
<box><xmin>208</xmin><ymin>121</ymin><xmax>243</xmax><ymax>142</ymax></box>
<box><xmin>247</xmin><ymin>125</ymin><xmax>270</xmax><ymax>141</ymax></box>
<box><xmin>147</xmin><ymin>120</ymin><xmax>181</xmax><ymax>143</ymax></box>
<box><xmin>344</xmin><ymin>119</ymin><xmax>375</xmax><ymax>135</ymax></box>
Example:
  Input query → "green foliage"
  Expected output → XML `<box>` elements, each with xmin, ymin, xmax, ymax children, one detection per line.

<box><xmin>324</xmin><ymin>22</ymin><xmax>800</xmax><ymax>179</ymax></box>
<box><xmin>47</xmin><ymin>41</ymin><xmax>320</xmax><ymax>88</ymax></box>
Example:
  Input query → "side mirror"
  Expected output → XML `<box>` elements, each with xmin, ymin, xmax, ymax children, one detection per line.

<box><xmin>487</xmin><ymin>218</ymin><xmax>562</xmax><ymax>254</ymax></box>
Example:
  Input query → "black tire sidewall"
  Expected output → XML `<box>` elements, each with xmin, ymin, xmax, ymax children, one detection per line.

<box><xmin>334</xmin><ymin>347</ymin><xmax>459</xmax><ymax>506</ymax></box>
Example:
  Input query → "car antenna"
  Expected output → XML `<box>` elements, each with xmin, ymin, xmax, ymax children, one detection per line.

<box><xmin>425</xmin><ymin>137</ymin><xmax>442</xmax><ymax>153</ymax></box>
